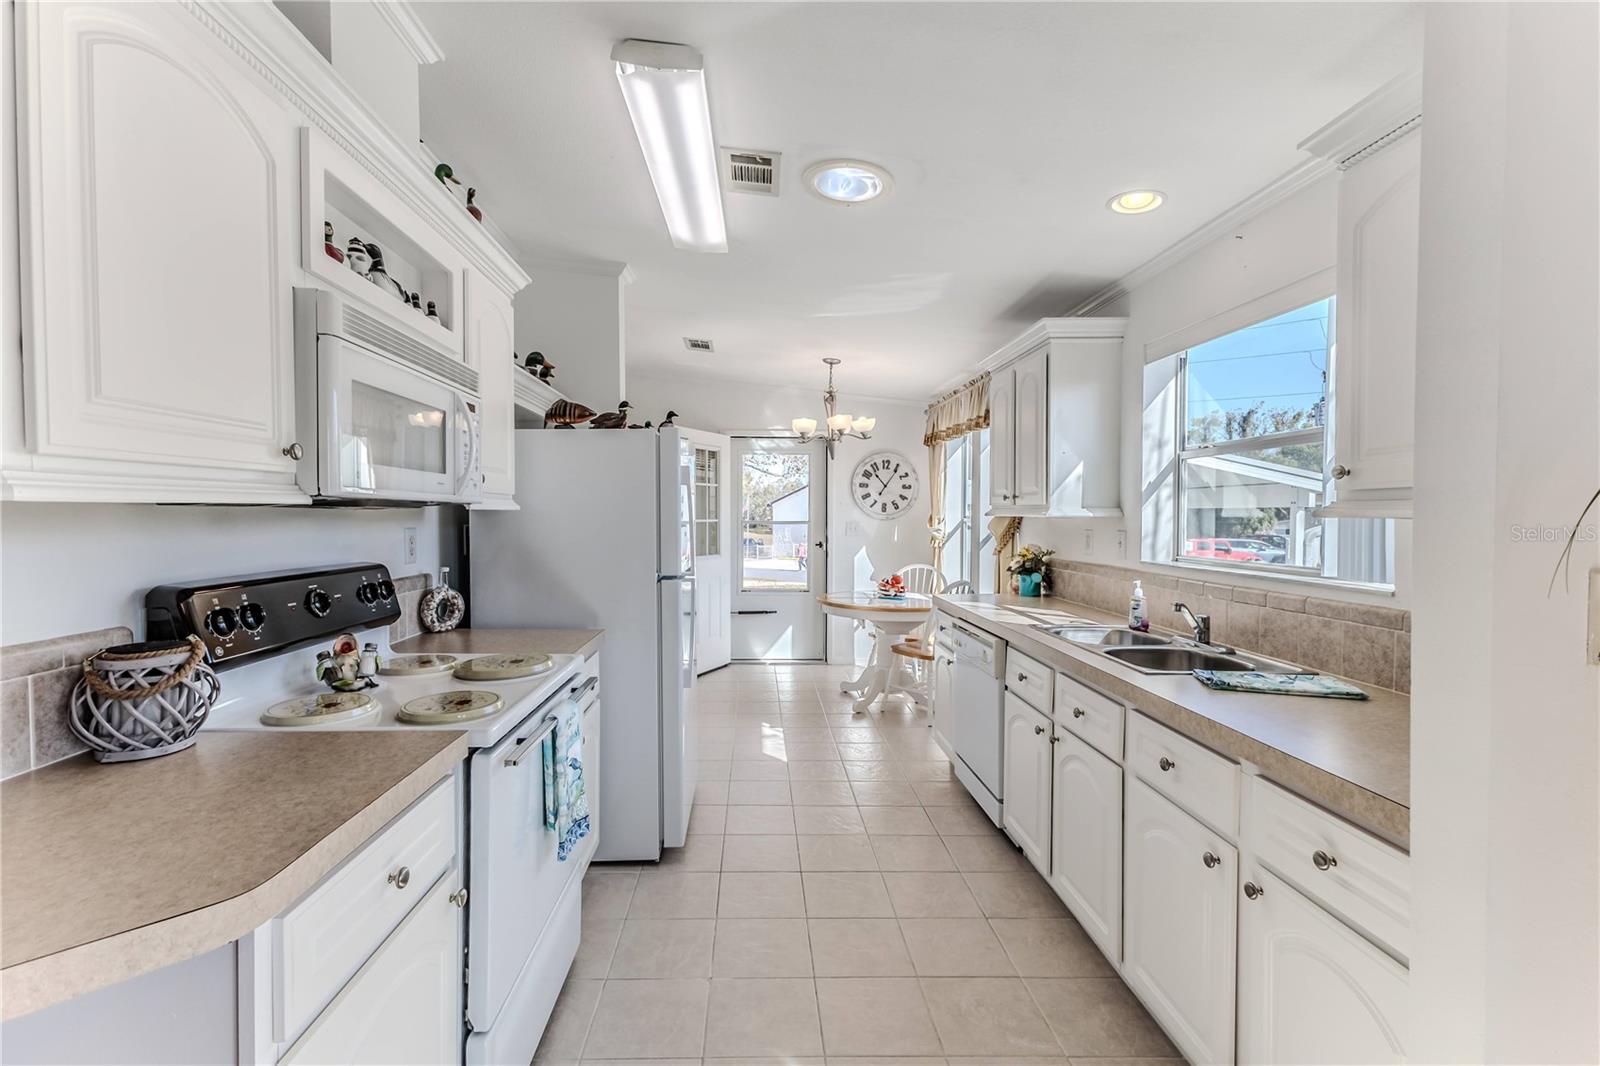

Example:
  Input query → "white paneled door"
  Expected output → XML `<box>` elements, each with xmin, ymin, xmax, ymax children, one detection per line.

<box><xmin>731</xmin><ymin>437</ymin><xmax>827</xmax><ymax>661</ymax></box>
<box><xmin>683</xmin><ymin>429</ymin><xmax>733</xmax><ymax>673</ymax></box>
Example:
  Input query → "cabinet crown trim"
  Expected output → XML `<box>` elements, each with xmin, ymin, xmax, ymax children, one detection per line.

<box><xmin>1298</xmin><ymin>71</ymin><xmax>1423</xmax><ymax>169</ymax></box>
<box><xmin>979</xmin><ymin>317</ymin><xmax>1129</xmax><ymax>376</ymax></box>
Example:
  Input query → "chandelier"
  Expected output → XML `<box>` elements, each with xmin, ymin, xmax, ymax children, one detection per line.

<box><xmin>792</xmin><ymin>357</ymin><xmax>874</xmax><ymax>458</ymax></box>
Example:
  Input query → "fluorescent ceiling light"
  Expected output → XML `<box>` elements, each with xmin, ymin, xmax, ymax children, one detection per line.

<box><xmin>1108</xmin><ymin>189</ymin><xmax>1165</xmax><ymax>214</ymax></box>
<box><xmin>805</xmin><ymin>159</ymin><xmax>891</xmax><ymax>204</ymax></box>
<box><xmin>612</xmin><ymin>39</ymin><xmax>727</xmax><ymax>253</ymax></box>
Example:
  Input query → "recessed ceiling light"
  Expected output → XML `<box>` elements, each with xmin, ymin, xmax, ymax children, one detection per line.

<box><xmin>804</xmin><ymin>159</ymin><xmax>892</xmax><ymax>204</ymax></box>
<box><xmin>1108</xmin><ymin>190</ymin><xmax>1165</xmax><ymax>215</ymax></box>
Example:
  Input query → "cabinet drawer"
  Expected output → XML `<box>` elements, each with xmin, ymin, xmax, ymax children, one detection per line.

<box><xmin>1054</xmin><ymin>671</ymin><xmax>1124</xmax><ymax>761</ymax></box>
<box><xmin>1247</xmin><ymin>776</ymin><xmax>1410</xmax><ymax>961</ymax></box>
<box><xmin>1126</xmin><ymin>711</ymin><xmax>1238</xmax><ymax>837</ymax></box>
<box><xmin>277</xmin><ymin>778</ymin><xmax>458</xmax><ymax>1042</ymax></box>
<box><xmin>1004</xmin><ymin>649</ymin><xmax>1053</xmax><ymax>714</ymax></box>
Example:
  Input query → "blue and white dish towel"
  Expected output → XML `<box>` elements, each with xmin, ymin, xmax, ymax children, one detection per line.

<box><xmin>541</xmin><ymin>699</ymin><xmax>591</xmax><ymax>861</ymax></box>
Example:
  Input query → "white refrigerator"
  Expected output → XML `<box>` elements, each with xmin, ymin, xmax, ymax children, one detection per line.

<box><xmin>470</xmin><ymin>427</ymin><xmax>697</xmax><ymax>861</ymax></box>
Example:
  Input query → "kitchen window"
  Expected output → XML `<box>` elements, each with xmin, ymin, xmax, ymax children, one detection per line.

<box><xmin>939</xmin><ymin>429</ymin><xmax>998</xmax><ymax>592</ymax></box>
<box><xmin>1169</xmin><ymin>298</ymin><xmax>1393</xmax><ymax>586</ymax></box>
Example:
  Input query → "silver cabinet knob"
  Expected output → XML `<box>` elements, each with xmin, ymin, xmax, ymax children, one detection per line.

<box><xmin>1202</xmin><ymin>851</ymin><xmax>1221</xmax><ymax>869</ymax></box>
<box><xmin>1312</xmin><ymin>849</ymin><xmax>1338</xmax><ymax>871</ymax></box>
<box><xmin>1158</xmin><ymin>756</ymin><xmax>1176</xmax><ymax>772</ymax></box>
<box><xmin>1243</xmin><ymin>881</ymin><xmax>1264</xmax><ymax>900</ymax></box>
<box><xmin>1331</xmin><ymin>464</ymin><xmax>1350</xmax><ymax>479</ymax></box>
<box><xmin>449</xmin><ymin>888</ymin><xmax>469</xmax><ymax>908</ymax></box>
<box><xmin>282</xmin><ymin>442</ymin><xmax>304</xmax><ymax>460</ymax></box>
<box><xmin>1072</xmin><ymin>707</ymin><xmax>1086</xmax><ymax>719</ymax></box>
<box><xmin>1033</xmin><ymin>724</ymin><xmax>1046</xmax><ymax>735</ymax></box>
<box><xmin>1016</xmin><ymin>672</ymin><xmax>1028</xmax><ymax>682</ymax></box>
<box><xmin>387</xmin><ymin>866</ymin><xmax>411</xmax><ymax>889</ymax></box>
<box><xmin>1048</xmin><ymin>734</ymin><xmax>1060</xmax><ymax>744</ymax></box>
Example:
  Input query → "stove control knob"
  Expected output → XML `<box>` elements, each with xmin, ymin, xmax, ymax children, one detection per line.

<box><xmin>239</xmin><ymin>602</ymin><xmax>268</xmax><ymax>632</ymax></box>
<box><xmin>376</xmin><ymin>579</ymin><xmax>396</xmax><ymax>601</ymax></box>
<box><xmin>305</xmin><ymin>587</ymin><xmax>334</xmax><ymax>618</ymax></box>
<box><xmin>205</xmin><ymin>606</ymin><xmax>239</xmax><ymax>637</ymax></box>
<box><xmin>356</xmin><ymin>582</ymin><xmax>379</xmax><ymax>605</ymax></box>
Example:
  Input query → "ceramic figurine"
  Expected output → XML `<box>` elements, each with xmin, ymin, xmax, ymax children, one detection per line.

<box><xmin>435</xmin><ymin>162</ymin><xmax>462</xmax><ymax>186</ymax></box>
<box><xmin>323</xmin><ymin>221</ymin><xmax>344</xmax><ymax>263</ymax></box>
<box><xmin>426</xmin><ymin>300</ymin><xmax>441</xmax><ymax>323</ymax></box>
<box><xmin>315</xmin><ymin>632</ymin><xmax>379</xmax><ymax>691</ymax></box>
<box><xmin>410</xmin><ymin>292</ymin><xmax>424</xmax><ymax>313</ymax></box>
<box><xmin>592</xmin><ymin>401</ymin><xmax>631</xmax><ymax>429</ymax></box>
<box><xmin>345</xmin><ymin>238</ymin><xmax>371</xmax><ymax>276</ymax></box>
<box><xmin>525</xmin><ymin>352</ymin><xmax>556</xmax><ymax>381</ymax></box>
<box><xmin>466</xmin><ymin>187</ymin><xmax>483</xmax><ymax>222</ymax></box>
<box><xmin>545</xmin><ymin>399</ymin><xmax>596</xmax><ymax>429</ymax></box>
<box><xmin>363</xmin><ymin>243</ymin><xmax>407</xmax><ymax>302</ymax></box>
<box><xmin>660</xmin><ymin>410</ymin><xmax>679</xmax><ymax>427</ymax></box>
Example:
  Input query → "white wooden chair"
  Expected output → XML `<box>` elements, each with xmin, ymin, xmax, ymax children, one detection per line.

<box><xmin>944</xmin><ymin>579</ymin><xmax>974</xmax><ymax>595</ymax></box>
<box><xmin>885</xmin><ymin>564</ymin><xmax>944</xmax><ymax>705</ymax></box>
<box><xmin>894</xmin><ymin>563</ymin><xmax>943</xmax><ymax>596</ymax></box>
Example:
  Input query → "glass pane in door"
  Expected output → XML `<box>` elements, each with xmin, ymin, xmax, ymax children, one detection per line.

<box><xmin>695</xmin><ymin>447</ymin><xmax>721</xmax><ymax>557</ymax></box>
<box><xmin>740</xmin><ymin>449</ymin><xmax>814</xmax><ymax>591</ymax></box>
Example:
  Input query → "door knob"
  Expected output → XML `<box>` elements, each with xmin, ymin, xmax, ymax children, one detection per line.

<box><xmin>1158</xmin><ymin>756</ymin><xmax>1176</xmax><ymax>772</ymax></box>
<box><xmin>1202</xmin><ymin>851</ymin><xmax>1220</xmax><ymax>869</ymax></box>
<box><xmin>1312</xmin><ymin>849</ymin><xmax>1338</xmax><ymax>871</ymax></box>
<box><xmin>387</xmin><ymin>866</ymin><xmax>411</xmax><ymax>889</ymax></box>
<box><xmin>1243</xmin><ymin>881</ymin><xmax>1264</xmax><ymax>900</ymax></box>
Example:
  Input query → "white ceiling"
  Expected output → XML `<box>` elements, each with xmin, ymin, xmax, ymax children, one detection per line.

<box><xmin>417</xmin><ymin>2</ymin><xmax>1421</xmax><ymax>400</ymax></box>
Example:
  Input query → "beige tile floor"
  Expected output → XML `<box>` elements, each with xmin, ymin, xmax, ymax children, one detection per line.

<box><xmin>541</xmin><ymin>663</ymin><xmax>1182</xmax><ymax>1066</ymax></box>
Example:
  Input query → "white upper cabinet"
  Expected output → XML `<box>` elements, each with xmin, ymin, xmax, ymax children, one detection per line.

<box><xmin>466</xmin><ymin>272</ymin><xmax>517</xmax><ymax>508</ymax></box>
<box><xmin>1328</xmin><ymin>132</ymin><xmax>1421</xmax><ymax>516</ymax></box>
<box><xmin>8</xmin><ymin>1</ymin><xmax>304</xmax><ymax>503</ymax></box>
<box><xmin>985</xmin><ymin>319</ymin><xmax>1125</xmax><ymax>517</ymax></box>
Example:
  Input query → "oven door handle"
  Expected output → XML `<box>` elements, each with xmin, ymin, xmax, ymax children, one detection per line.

<box><xmin>569</xmin><ymin>676</ymin><xmax>599</xmax><ymax>701</ymax></box>
<box><xmin>505</xmin><ymin>715</ymin><xmax>558</xmax><ymax>767</ymax></box>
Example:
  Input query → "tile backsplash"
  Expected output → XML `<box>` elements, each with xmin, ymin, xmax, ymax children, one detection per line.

<box><xmin>1</xmin><ymin>627</ymin><xmax>133</xmax><ymax>779</ymax></box>
<box><xmin>1047</xmin><ymin>560</ymin><xmax>1410</xmax><ymax>693</ymax></box>
<box><xmin>389</xmin><ymin>571</ymin><xmax>432</xmax><ymax>643</ymax></box>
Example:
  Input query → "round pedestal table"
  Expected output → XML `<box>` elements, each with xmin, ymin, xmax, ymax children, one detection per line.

<box><xmin>816</xmin><ymin>591</ymin><xmax>935</xmax><ymax>713</ymax></box>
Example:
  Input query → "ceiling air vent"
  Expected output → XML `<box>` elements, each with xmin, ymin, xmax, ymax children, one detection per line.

<box><xmin>723</xmin><ymin>149</ymin><xmax>780</xmax><ymax>196</ymax></box>
<box><xmin>683</xmin><ymin>337</ymin><xmax>715</xmax><ymax>353</ymax></box>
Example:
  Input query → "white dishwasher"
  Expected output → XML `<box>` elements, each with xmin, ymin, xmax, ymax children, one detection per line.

<box><xmin>948</xmin><ymin>623</ymin><xmax>1006</xmax><ymax>826</ymax></box>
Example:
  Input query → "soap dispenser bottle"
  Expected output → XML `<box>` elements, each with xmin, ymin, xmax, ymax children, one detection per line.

<box><xmin>1129</xmin><ymin>580</ymin><xmax>1149</xmax><ymax>631</ymax></box>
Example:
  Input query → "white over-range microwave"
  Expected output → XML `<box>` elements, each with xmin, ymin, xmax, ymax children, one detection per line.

<box><xmin>292</xmin><ymin>289</ymin><xmax>482</xmax><ymax>505</ymax></box>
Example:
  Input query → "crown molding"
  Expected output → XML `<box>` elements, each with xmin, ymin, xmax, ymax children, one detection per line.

<box><xmin>1299</xmin><ymin>71</ymin><xmax>1423</xmax><ymax>167</ymax></box>
<box><xmin>368</xmin><ymin>1</ymin><xmax>445</xmax><ymax>66</ymax></box>
<box><xmin>629</xmin><ymin>366</ymin><xmax>927</xmax><ymax>409</ymax></box>
<box><xmin>927</xmin><ymin>316</ymin><xmax>1130</xmax><ymax>397</ymax></box>
<box><xmin>520</xmin><ymin>253</ymin><xmax>636</xmax><ymax>282</ymax></box>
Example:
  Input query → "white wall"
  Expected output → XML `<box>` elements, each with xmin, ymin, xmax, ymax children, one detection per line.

<box><xmin>1408</xmin><ymin>3</ymin><xmax>1599</xmax><ymax>1060</ymax></box>
<box><xmin>1021</xmin><ymin>175</ymin><xmax>1414</xmax><ymax>607</ymax></box>
<box><xmin>516</xmin><ymin>268</ymin><xmax>627</xmax><ymax>414</ymax></box>
<box><xmin>628</xmin><ymin>371</ymin><xmax>930</xmax><ymax>663</ymax></box>
<box><xmin>0</xmin><ymin>503</ymin><xmax>454</xmax><ymax>645</ymax></box>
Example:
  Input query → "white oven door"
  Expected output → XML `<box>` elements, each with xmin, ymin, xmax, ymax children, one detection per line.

<box><xmin>316</xmin><ymin>336</ymin><xmax>477</xmax><ymax>502</ymax></box>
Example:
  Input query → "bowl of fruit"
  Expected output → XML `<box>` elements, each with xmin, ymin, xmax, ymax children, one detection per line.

<box><xmin>875</xmin><ymin>575</ymin><xmax>908</xmax><ymax>600</ymax></box>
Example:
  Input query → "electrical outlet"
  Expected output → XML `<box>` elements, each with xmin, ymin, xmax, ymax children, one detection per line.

<box><xmin>1116</xmin><ymin>528</ymin><xmax>1128</xmax><ymax>557</ymax></box>
<box><xmin>1082</xmin><ymin>529</ymin><xmax>1094</xmax><ymax>555</ymax></box>
<box><xmin>844</xmin><ymin>520</ymin><xmax>864</xmax><ymax>538</ymax></box>
<box><xmin>403</xmin><ymin>526</ymin><xmax>418</xmax><ymax>565</ymax></box>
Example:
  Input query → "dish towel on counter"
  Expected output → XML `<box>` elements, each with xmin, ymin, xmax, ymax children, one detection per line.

<box><xmin>541</xmin><ymin>699</ymin><xmax>591</xmax><ymax>861</ymax></box>
<box><xmin>1191</xmin><ymin>670</ymin><xmax>1369</xmax><ymax>700</ymax></box>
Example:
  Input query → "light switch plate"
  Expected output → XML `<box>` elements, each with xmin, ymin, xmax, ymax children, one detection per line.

<box><xmin>1588</xmin><ymin>568</ymin><xmax>1599</xmax><ymax>665</ymax></box>
<box><xmin>1082</xmin><ymin>529</ymin><xmax>1094</xmax><ymax>555</ymax></box>
<box><xmin>1116</xmin><ymin>528</ymin><xmax>1128</xmax><ymax>557</ymax></box>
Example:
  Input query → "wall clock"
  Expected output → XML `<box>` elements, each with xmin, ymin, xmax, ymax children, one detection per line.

<box><xmin>851</xmin><ymin>451</ymin><xmax>919</xmax><ymax>520</ymax></box>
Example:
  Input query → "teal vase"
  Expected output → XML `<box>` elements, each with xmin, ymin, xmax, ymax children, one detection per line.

<box><xmin>1019</xmin><ymin>572</ymin><xmax>1043</xmax><ymax>597</ymax></box>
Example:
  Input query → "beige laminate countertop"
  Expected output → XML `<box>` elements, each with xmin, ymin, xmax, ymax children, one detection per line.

<box><xmin>936</xmin><ymin>593</ymin><xmax>1410</xmax><ymax>848</ymax></box>
<box><xmin>0</xmin><ymin>731</ymin><xmax>466</xmax><ymax>1020</ymax></box>
<box><xmin>395</xmin><ymin>627</ymin><xmax>605</xmax><ymax>659</ymax></box>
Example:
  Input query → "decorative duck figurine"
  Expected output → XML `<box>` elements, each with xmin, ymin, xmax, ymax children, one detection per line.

<box><xmin>410</xmin><ymin>292</ymin><xmax>424</xmax><ymax>313</ymax></box>
<box><xmin>345</xmin><ymin>238</ymin><xmax>370</xmax><ymax>276</ymax></box>
<box><xmin>363</xmin><ymin>243</ymin><xmax>407</xmax><ymax>302</ymax></box>
<box><xmin>435</xmin><ymin>162</ymin><xmax>462</xmax><ymax>186</ymax></box>
<box><xmin>544</xmin><ymin>399</ymin><xmax>596</xmax><ymax>429</ymax></box>
<box><xmin>660</xmin><ymin>410</ymin><xmax>679</xmax><ymax>427</ymax></box>
<box><xmin>426</xmin><ymin>300</ymin><xmax>441</xmax><ymax>323</ymax></box>
<box><xmin>591</xmin><ymin>401</ymin><xmax>631</xmax><ymax>429</ymax></box>
<box><xmin>323</xmin><ymin>221</ymin><xmax>344</xmax><ymax>263</ymax></box>
<box><xmin>524</xmin><ymin>352</ymin><xmax>556</xmax><ymax>381</ymax></box>
<box><xmin>466</xmin><ymin>187</ymin><xmax>483</xmax><ymax>222</ymax></box>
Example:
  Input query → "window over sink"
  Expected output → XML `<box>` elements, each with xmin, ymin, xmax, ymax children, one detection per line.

<box><xmin>1162</xmin><ymin>298</ymin><xmax>1394</xmax><ymax>587</ymax></box>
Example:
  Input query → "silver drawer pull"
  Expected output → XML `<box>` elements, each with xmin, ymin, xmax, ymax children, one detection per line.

<box><xmin>1158</xmin><ymin>756</ymin><xmax>1176</xmax><ymax>772</ymax></box>
<box><xmin>1244</xmin><ymin>881</ymin><xmax>1264</xmax><ymax>900</ymax></box>
<box><xmin>1072</xmin><ymin>707</ymin><xmax>1086</xmax><ymax>719</ymax></box>
<box><xmin>506</xmin><ymin>715</ymin><xmax>559</xmax><ymax>767</ymax></box>
<box><xmin>570</xmin><ymin>676</ymin><xmax>599</xmax><ymax>700</ymax></box>
<box><xmin>449</xmin><ymin>888</ymin><xmax>469</xmax><ymax>908</ymax></box>
<box><xmin>387</xmin><ymin>866</ymin><xmax>411</xmax><ymax>890</ymax></box>
<box><xmin>1312</xmin><ymin>849</ymin><xmax>1338</xmax><ymax>871</ymax></box>
<box><xmin>1033</xmin><ymin>724</ymin><xmax>1045</xmax><ymax>735</ymax></box>
<box><xmin>1202</xmin><ymin>851</ymin><xmax>1220</xmax><ymax>869</ymax></box>
<box><xmin>1016</xmin><ymin>672</ymin><xmax>1028</xmax><ymax>682</ymax></box>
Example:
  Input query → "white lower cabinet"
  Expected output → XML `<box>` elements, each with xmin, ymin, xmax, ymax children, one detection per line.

<box><xmin>1049</xmin><ymin>727</ymin><xmax>1122</xmax><ymax>962</ymax></box>
<box><xmin>1001</xmin><ymin>691</ymin><xmax>1053</xmax><ymax>875</ymax></box>
<box><xmin>1238</xmin><ymin>869</ymin><xmax>1408</xmax><ymax>1065</ymax></box>
<box><xmin>281</xmin><ymin>867</ymin><xmax>464</xmax><ymax>1066</ymax></box>
<box><xmin>1122</xmin><ymin>776</ymin><xmax>1238</xmax><ymax>1066</ymax></box>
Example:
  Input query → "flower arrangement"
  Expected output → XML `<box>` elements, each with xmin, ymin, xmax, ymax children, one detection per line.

<box><xmin>1006</xmin><ymin>544</ymin><xmax>1055</xmax><ymax>598</ymax></box>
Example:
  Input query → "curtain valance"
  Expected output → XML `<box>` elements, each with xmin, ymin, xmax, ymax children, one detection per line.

<box><xmin>923</xmin><ymin>373</ymin><xmax>991</xmax><ymax>446</ymax></box>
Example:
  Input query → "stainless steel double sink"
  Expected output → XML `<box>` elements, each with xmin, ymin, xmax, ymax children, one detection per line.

<box><xmin>1034</xmin><ymin>624</ymin><xmax>1306</xmax><ymax>675</ymax></box>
